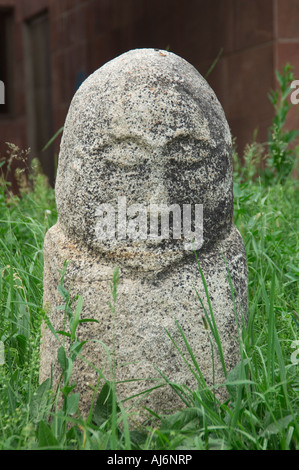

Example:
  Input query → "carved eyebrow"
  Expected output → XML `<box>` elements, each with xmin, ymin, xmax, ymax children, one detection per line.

<box><xmin>162</xmin><ymin>137</ymin><xmax>214</xmax><ymax>163</ymax></box>
<box><xmin>92</xmin><ymin>127</ymin><xmax>215</xmax><ymax>151</ymax></box>
<box><xmin>89</xmin><ymin>133</ymin><xmax>215</xmax><ymax>167</ymax></box>
<box><xmin>98</xmin><ymin>134</ymin><xmax>153</xmax><ymax>150</ymax></box>
<box><xmin>165</xmin><ymin>131</ymin><xmax>215</xmax><ymax>146</ymax></box>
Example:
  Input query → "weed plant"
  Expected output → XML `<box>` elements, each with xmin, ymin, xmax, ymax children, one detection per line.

<box><xmin>0</xmin><ymin>65</ymin><xmax>298</xmax><ymax>450</ymax></box>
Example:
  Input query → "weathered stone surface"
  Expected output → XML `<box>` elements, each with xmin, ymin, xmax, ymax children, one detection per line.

<box><xmin>55</xmin><ymin>48</ymin><xmax>233</xmax><ymax>267</ymax></box>
<box><xmin>40</xmin><ymin>48</ymin><xmax>248</xmax><ymax>423</ymax></box>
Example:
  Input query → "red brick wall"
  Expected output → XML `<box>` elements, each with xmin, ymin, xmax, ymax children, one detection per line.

<box><xmin>1</xmin><ymin>0</ymin><xmax>299</xmax><ymax>187</ymax></box>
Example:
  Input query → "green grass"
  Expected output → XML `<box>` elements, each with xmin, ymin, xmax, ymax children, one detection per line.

<box><xmin>0</xmin><ymin>66</ymin><xmax>298</xmax><ymax>450</ymax></box>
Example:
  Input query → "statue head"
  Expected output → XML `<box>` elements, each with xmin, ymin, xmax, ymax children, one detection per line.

<box><xmin>55</xmin><ymin>49</ymin><xmax>233</xmax><ymax>270</ymax></box>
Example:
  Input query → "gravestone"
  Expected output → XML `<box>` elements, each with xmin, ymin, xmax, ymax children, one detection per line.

<box><xmin>40</xmin><ymin>48</ymin><xmax>248</xmax><ymax>423</ymax></box>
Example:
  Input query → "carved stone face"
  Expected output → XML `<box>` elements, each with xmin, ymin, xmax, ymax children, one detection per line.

<box><xmin>55</xmin><ymin>49</ymin><xmax>233</xmax><ymax>270</ymax></box>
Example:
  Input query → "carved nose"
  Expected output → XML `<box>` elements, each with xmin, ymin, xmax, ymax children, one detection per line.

<box><xmin>149</xmin><ymin>183</ymin><xmax>169</xmax><ymax>204</ymax></box>
<box><xmin>148</xmin><ymin>168</ymin><xmax>169</xmax><ymax>204</ymax></box>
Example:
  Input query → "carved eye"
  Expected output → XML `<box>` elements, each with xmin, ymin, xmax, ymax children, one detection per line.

<box><xmin>98</xmin><ymin>139</ymin><xmax>152</xmax><ymax>168</ymax></box>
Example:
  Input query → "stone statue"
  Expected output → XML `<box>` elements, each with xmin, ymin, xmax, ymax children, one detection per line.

<box><xmin>40</xmin><ymin>48</ymin><xmax>248</xmax><ymax>423</ymax></box>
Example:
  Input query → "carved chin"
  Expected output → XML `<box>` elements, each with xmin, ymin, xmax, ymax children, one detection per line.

<box><xmin>92</xmin><ymin>239</ymin><xmax>191</xmax><ymax>272</ymax></box>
